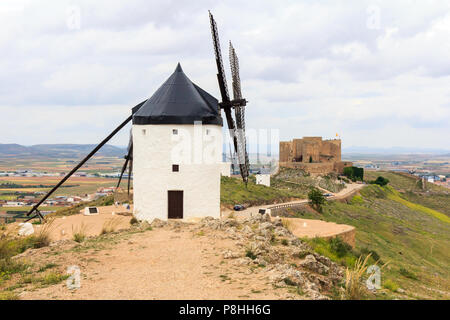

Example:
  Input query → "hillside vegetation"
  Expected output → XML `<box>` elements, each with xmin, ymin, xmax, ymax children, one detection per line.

<box><xmin>220</xmin><ymin>176</ymin><xmax>302</xmax><ymax>207</ymax></box>
<box><xmin>290</xmin><ymin>183</ymin><xmax>450</xmax><ymax>299</ymax></box>
<box><xmin>271</xmin><ymin>167</ymin><xmax>345</xmax><ymax>196</ymax></box>
<box><xmin>365</xmin><ymin>171</ymin><xmax>450</xmax><ymax>217</ymax></box>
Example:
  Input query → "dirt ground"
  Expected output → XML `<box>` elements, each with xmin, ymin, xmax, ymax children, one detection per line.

<box><xmin>284</xmin><ymin>218</ymin><xmax>354</xmax><ymax>239</ymax></box>
<box><xmin>7</xmin><ymin>205</ymin><xmax>134</xmax><ymax>242</ymax></box>
<box><xmin>17</xmin><ymin>224</ymin><xmax>292</xmax><ymax>300</ymax></box>
<box><xmin>3</xmin><ymin>184</ymin><xmax>361</xmax><ymax>300</ymax></box>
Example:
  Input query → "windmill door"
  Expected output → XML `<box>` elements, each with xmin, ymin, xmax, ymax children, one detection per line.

<box><xmin>168</xmin><ymin>191</ymin><xmax>183</xmax><ymax>219</ymax></box>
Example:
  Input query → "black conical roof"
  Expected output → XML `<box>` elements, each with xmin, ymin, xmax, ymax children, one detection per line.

<box><xmin>132</xmin><ymin>63</ymin><xmax>222</xmax><ymax>126</ymax></box>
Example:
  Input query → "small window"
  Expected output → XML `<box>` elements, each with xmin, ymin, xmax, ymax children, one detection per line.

<box><xmin>172</xmin><ymin>164</ymin><xmax>179</xmax><ymax>172</ymax></box>
<box><xmin>206</xmin><ymin>129</ymin><xmax>210</xmax><ymax>135</ymax></box>
<box><xmin>142</xmin><ymin>129</ymin><xmax>146</xmax><ymax>135</ymax></box>
<box><xmin>173</xmin><ymin>129</ymin><xmax>178</xmax><ymax>135</ymax></box>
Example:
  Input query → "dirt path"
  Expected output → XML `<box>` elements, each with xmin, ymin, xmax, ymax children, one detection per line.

<box><xmin>332</xmin><ymin>183</ymin><xmax>365</xmax><ymax>199</ymax></box>
<box><xmin>19</xmin><ymin>225</ymin><xmax>290</xmax><ymax>300</ymax></box>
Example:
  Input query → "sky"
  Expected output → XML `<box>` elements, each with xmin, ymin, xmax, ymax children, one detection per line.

<box><xmin>0</xmin><ymin>0</ymin><xmax>449</xmax><ymax>152</ymax></box>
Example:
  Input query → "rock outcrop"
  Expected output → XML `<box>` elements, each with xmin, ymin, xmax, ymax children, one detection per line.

<box><xmin>197</xmin><ymin>214</ymin><xmax>344</xmax><ymax>299</ymax></box>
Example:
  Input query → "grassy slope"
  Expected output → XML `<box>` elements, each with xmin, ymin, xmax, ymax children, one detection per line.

<box><xmin>270</xmin><ymin>167</ymin><xmax>345</xmax><ymax>198</ymax></box>
<box><xmin>365</xmin><ymin>171</ymin><xmax>450</xmax><ymax>217</ymax></box>
<box><xmin>292</xmin><ymin>184</ymin><xmax>449</xmax><ymax>299</ymax></box>
<box><xmin>364</xmin><ymin>170</ymin><xmax>447</xmax><ymax>193</ymax></box>
<box><xmin>220</xmin><ymin>176</ymin><xmax>303</xmax><ymax>207</ymax></box>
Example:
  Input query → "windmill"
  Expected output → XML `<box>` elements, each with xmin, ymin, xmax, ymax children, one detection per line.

<box><xmin>209</xmin><ymin>11</ymin><xmax>250</xmax><ymax>185</ymax></box>
<box><xmin>25</xmin><ymin>12</ymin><xmax>248</xmax><ymax>223</ymax></box>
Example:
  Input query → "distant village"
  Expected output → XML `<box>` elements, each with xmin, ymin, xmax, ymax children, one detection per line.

<box><xmin>351</xmin><ymin>159</ymin><xmax>450</xmax><ymax>189</ymax></box>
<box><xmin>0</xmin><ymin>169</ymin><xmax>127</xmax><ymax>179</ymax></box>
<box><xmin>0</xmin><ymin>169</ymin><xmax>121</xmax><ymax>218</ymax></box>
<box><xmin>0</xmin><ymin>186</ymin><xmax>116</xmax><ymax>208</ymax></box>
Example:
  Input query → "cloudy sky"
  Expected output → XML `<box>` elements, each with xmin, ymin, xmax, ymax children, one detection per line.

<box><xmin>1</xmin><ymin>0</ymin><xmax>449</xmax><ymax>152</ymax></box>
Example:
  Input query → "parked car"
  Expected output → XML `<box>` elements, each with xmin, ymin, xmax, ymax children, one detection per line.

<box><xmin>233</xmin><ymin>204</ymin><xmax>245</xmax><ymax>211</ymax></box>
<box><xmin>323</xmin><ymin>193</ymin><xmax>333</xmax><ymax>197</ymax></box>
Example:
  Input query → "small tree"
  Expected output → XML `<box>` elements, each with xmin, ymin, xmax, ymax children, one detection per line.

<box><xmin>371</xmin><ymin>176</ymin><xmax>389</xmax><ymax>186</ymax></box>
<box><xmin>308</xmin><ymin>187</ymin><xmax>326</xmax><ymax>212</ymax></box>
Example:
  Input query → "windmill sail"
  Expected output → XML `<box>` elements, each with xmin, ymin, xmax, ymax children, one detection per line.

<box><xmin>209</xmin><ymin>11</ymin><xmax>249</xmax><ymax>185</ymax></box>
<box><xmin>229</xmin><ymin>42</ymin><xmax>249</xmax><ymax>183</ymax></box>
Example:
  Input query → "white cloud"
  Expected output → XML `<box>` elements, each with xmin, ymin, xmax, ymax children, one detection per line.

<box><xmin>0</xmin><ymin>0</ymin><xmax>449</xmax><ymax>149</ymax></box>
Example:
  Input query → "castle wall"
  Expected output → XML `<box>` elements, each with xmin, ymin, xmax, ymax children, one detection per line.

<box><xmin>279</xmin><ymin>137</ymin><xmax>351</xmax><ymax>175</ymax></box>
<box><xmin>279</xmin><ymin>142</ymin><xmax>292</xmax><ymax>162</ymax></box>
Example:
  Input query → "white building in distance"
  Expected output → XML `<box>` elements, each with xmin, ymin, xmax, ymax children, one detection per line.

<box><xmin>255</xmin><ymin>174</ymin><xmax>271</xmax><ymax>187</ymax></box>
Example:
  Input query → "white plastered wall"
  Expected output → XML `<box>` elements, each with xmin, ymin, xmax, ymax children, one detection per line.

<box><xmin>132</xmin><ymin>124</ymin><xmax>223</xmax><ymax>222</ymax></box>
<box><xmin>220</xmin><ymin>162</ymin><xmax>231</xmax><ymax>177</ymax></box>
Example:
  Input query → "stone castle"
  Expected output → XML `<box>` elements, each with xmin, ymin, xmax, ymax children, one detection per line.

<box><xmin>279</xmin><ymin>137</ymin><xmax>352</xmax><ymax>175</ymax></box>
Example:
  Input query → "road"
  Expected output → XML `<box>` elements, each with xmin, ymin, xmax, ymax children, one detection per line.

<box><xmin>230</xmin><ymin>182</ymin><xmax>365</xmax><ymax>219</ymax></box>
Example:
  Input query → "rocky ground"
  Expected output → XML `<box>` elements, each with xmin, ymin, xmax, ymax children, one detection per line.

<box><xmin>197</xmin><ymin>214</ymin><xmax>344</xmax><ymax>299</ymax></box>
<box><xmin>8</xmin><ymin>214</ymin><xmax>345</xmax><ymax>300</ymax></box>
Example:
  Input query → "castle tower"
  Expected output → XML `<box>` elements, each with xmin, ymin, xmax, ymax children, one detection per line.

<box><xmin>132</xmin><ymin>64</ymin><xmax>223</xmax><ymax>222</ymax></box>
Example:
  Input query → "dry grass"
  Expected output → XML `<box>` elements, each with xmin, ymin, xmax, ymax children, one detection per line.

<box><xmin>0</xmin><ymin>290</ymin><xmax>19</xmax><ymax>300</ymax></box>
<box><xmin>72</xmin><ymin>223</ymin><xmax>88</xmax><ymax>243</ymax></box>
<box><xmin>281</xmin><ymin>218</ymin><xmax>293</xmax><ymax>231</ymax></box>
<box><xmin>101</xmin><ymin>217</ymin><xmax>122</xmax><ymax>234</ymax></box>
<box><xmin>343</xmin><ymin>253</ymin><xmax>371</xmax><ymax>300</ymax></box>
<box><xmin>31</xmin><ymin>219</ymin><xmax>55</xmax><ymax>248</ymax></box>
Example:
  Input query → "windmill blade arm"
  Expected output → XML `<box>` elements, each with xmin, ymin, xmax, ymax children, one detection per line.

<box><xmin>229</xmin><ymin>42</ymin><xmax>249</xmax><ymax>184</ymax></box>
<box><xmin>127</xmin><ymin>144</ymin><xmax>133</xmax><ymax>195</ymax></box>
<box><xmin>116</xmin><ymin>155</ymin><xmax>130</xmax><ymax>189</ymax></box>
<box><xmin>27</xmin><ymin>100</ymin><xmax>146</xmax><ymax>218</ymax></box>
<box><xmin>209</xmin><ymin>11</ymin><xmax>230</xmax><ymax>103</ymax></box>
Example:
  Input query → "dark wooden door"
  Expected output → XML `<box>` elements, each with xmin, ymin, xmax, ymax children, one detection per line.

<box><xmin>168</xmin><ymin>191</ymin><xmax>183</xmax><ymax>219</ymax></box>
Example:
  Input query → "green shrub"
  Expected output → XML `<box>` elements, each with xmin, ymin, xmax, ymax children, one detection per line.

<box><xmin>283</xmin><ymin>278</ymin><xmax>297</xmax><ymax>286</ymax></box>
<box><xmin>383</xmin><ymin>279</ymin><xmax>399</xmax><ymax>292</ymax></box>
<box><xmin>399</xmin><ymin>267</ymin><xmax>418</xmax><ymax>280</ymax></box>
<box><xmin>350</xmin><ymin>195</ymin><xmax>364</xmax><ymax>205</ymax></box>
<box><xmin>0</xmin><ymin>259</ymin><xmax>27</xmax><ymax>275</ymax></box>
<box><xmin>329</xmin><ymin>237</ymin><xmax>352</xmax><ymax>258</ymax></box>
<box><xmin>41</xmin><ymin>272</ymin><xmax>69</xmax><ymax>285</ymax></box>
<box><xmin>0</xmin><ymin>236</ymin><xmax>36</xmax><ymax>260</ymax></box>
<box><xmin>38</xmin><ymin>263</ymin><xmax>58</xmax><ymax>273</ymax></box>
<box><xmin>0</xmin><ymin>291</ymin><xmax>19</xmax><ymax>300</ymax></box>
<box><xmin>306</xmin><ymin>237</ymin><xmax>357</xmax><ymax>267</ymax></box>
<box><xmin>308</xmin><ymin>187</ymin><xmax>326</xmax><ymax>212</ymax></box>
<box><xmin>358</xmin><ymin>247</ymin><xmax>381</xmax><ymax>263</ymax></box>
<box><xmin>370</xmin><ymin>176</ymin><xmax>390</xmax><ymax>186</ymax></box>
<box><xmin>130</xmin><ymin>217</ymin><xmax>138</xmax><ymax>225</ymax></box>
<box><xmin>245</xmin><ymin>249</ymin><xmax>257</xmax><ymax>260</ymax></box>
<box><xmin>281</xmin><ymin>239</ymin><xmax>289</xmax><ymax>246</ymax></box>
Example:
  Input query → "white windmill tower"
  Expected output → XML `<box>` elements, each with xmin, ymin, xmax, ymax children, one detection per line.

<box><xmin>131</xmin><ymin>63</ymin><xmax>224</xmax><ymax>221</ymax></box>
